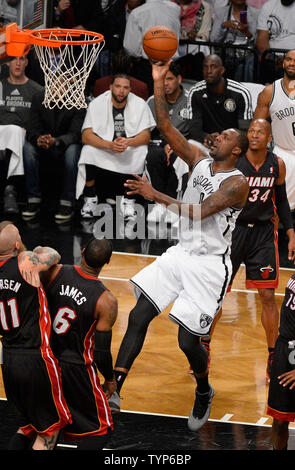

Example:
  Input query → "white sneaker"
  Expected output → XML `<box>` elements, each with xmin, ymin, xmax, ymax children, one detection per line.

<box><xmin>188</xmin><ymin>385</ymin><xmax>214</xmax><ymax>432</ymax></box>
<box><xmin>147</xmin><ymin>203</ymin><xmax>166</xmax><ymax>223</ymax></box>
<box><xmin>81</xmin><ymin>196</ymin><xmax>100</xmax><ymax>218</ymax></box>
<box><xmin>165</xmin><ymin>208</ymin><xmax>179</xmax><ymax>225</ymax></box>
<box><xmin>120</xmin><ymin>197</ymin><xmax>136</xmax><ymax>221</ymax></box>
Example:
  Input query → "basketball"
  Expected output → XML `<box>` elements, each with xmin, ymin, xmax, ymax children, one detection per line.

<box><xmin>142</xmin><ymin>26</ymin><xmax>178</xmax><ymax>63</ymax></box>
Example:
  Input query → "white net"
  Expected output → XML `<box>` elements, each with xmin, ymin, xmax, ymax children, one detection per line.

<box><xmin>32</xmin><ymin>30</ymin><xmax>104</xmax><ymax>110</ymax></box>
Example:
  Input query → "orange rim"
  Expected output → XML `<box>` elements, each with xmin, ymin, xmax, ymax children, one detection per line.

<box><xmin>28</xmin><ymin>28</ymin><xmax>104</xmax><ymax>47</ymax></box>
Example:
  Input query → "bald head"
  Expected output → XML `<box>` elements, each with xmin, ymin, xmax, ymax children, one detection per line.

<box><xmin>249</xmin><ymin>118</ymin><xmax>271</xmax><ymax>133</ymax></box>
<box><xmin>203</xmin><ymin>55</ymin><xmax>225</xmax><ymax>86</ymax></box>
<box><xmin>0</xmin><ymin>223</ymin><xmax>21</xmax><ymax>256</ymax></box>
<box><xmin>203</xmin><ymin>54</ymin><xmax>223</xmax><ymax>67</ymax></box>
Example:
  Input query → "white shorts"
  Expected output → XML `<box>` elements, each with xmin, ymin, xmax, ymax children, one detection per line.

<box><xmin>130</xmin><ymin>244</ymin><xmax>232</xmax><ymax>336</ymax></box>
<box><xmin>273</xmin><ymin>145</ymin><xmax>295</xmax><ymax>211</ymax></box>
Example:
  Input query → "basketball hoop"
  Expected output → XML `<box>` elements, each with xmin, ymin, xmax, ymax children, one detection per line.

<box><xmin>30</xmin><ymin>28</ymin><xmax>105</xmax><ymax>110</ymax></box>
<box><xmin>2</xmin><ymin>23</ymin><xmax>105</xmax><ymax>109</ymax></box>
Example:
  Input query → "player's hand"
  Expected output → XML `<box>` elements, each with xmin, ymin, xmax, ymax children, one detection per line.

<box><xmin>151</xmin><ymin>59</ymin><xmax>172</xmax><ymax>81</ymax></box>
<box><xmin>124</xmin><ymin>174</ymin><xmax>156</xmax><ymax>200</ymax></box>
<box><xmin>204</xmin><ymin>132</ymin><xmax>219</xmax><ymax>149</ymax></box>
<box><xmin>103</xmin><ymin>378</ymin><xmax>117</xmax><ymax>399</ymax></box>
<box><xmin>164</xmin><ymin>144</ymin><xmax>173</xmax><ymax>166</ymax></box>
<box><xmin>278</xmin><ymin>369</ymin><xmax>295</xmax><ymax>389</ymax></box>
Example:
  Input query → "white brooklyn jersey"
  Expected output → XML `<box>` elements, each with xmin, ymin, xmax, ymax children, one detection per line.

<box><xmin>178</xmin><ymin>157</ymin><xmax>243</xmax><ymax>255</ymax></box>
<box><xmin>269</xmin><ymin>79</ymin><xmax>295</xmax><ymax>151</ymax></box>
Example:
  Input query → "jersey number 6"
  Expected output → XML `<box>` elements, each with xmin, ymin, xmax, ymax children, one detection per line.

<box><xmin>53</xmin><ymin>307</ymin><xmax>77</xmax><ymax>335</ymax></box>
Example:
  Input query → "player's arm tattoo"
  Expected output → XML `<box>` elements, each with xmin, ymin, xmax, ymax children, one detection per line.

<box><xmin>39</xmin><ymin>434</ymin><xmax>57</xmax><ymax>450</ymax></box>
<box><xmin>19</xmin><ymin>249</ymin><xmax>61</xmax><ymax>286</ymax></box>
<box><xmin>201</xmin><ymin>175</ymin><xmax>249</xmax><ymax>219</ymax></box>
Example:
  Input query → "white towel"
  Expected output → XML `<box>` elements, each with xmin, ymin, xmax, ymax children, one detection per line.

<box><xmin>76</xmin><ymin>91</ymin><xmax>156</xmax><ymax>199</ymax></box>
<box><xmin>0</xmin><ymin>125</ymin><xmax>26</xmax><ymax>177</ymax></box>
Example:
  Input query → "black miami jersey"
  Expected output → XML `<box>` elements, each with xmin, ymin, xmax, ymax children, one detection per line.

<box><xmin>236</xmin><ymin>151</ymin><xmax>279</xmax><ymax>224</ymax></box>
<box><xmin>279</xmin><ymin>274</ymin><xmax>295</xmax><ymax>341</ymax></box>
<box><xmin>45</xmin><ymin>264</ymin><xmax>113</xmax><ymax>439</ymax></box>
<box><xmin>46</xmin><ymin>264</ymin><xmax>108</xmax><ymax>365</ymax></box>
<box><xmin>0</xmin><ymin>256</ymin><xmax>72</xmax><ymax>437</ymax></box>
<box><xmin>0</xmin><ymin>256</ymin><xmax>51</xmax><ymax>349</ymax></box>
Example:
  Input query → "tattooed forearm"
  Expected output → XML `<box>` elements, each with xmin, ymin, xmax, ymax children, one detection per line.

<box><xmin>20</xmin><ymin>269</ymin><xmax>39</xmax><ymax>286</ymax></box>
<box><xmin>201</xmin><ymin>176</ymin><xmax>249</xmax><ymax>219</ymax></box>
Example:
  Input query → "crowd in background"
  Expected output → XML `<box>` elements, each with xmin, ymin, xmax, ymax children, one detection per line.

<box><xmin>0</xmin><ymin>0</ymin><xmax>294</xmax><ymax>223</ymax></box>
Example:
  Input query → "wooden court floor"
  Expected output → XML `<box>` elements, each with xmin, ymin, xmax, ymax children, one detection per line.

<box><xmin>0</xmin><ymin>251</ymin><xmax>294</xmax><ymax>429</ymax></box>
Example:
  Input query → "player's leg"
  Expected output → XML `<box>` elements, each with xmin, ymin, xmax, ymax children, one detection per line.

<box><xmin>111</xmin><ymin>294</ymin><xmax>158</xmax><ymax>403</ymax></box>
<box><xmin>7</xmin><ymin>429</ymin><xmax>32</xmax><ymax>450</ymax></box>
<box><xmin>245</xmin><ymin>223</ymin><xmax>279</xmax><ymax>379</ymax></box>
<box><xmin>258</xmin><ymin>287</ymin><xmax>279</xmax><ymax>380</ymax></box>
<box><xmin>76</xmin><ymin>430</ymin><xmax>112</xmax><ymax>450</ymax></box>
<box><xmin>198</xmin><ymin>224</ymin><xmax>246</xmax><ymax>366</ymax></box>
<box><xmin>272</xmin><ymin>419</ymin><xmax>289</xmax><ymax>450</ymax></box>
<box><xmin>32</xmin><ymin>431</ymin><xmax>60</xmax><ymax>450</ymax></box>
<box><xmin>178</xmin><ymin>326</ymin><xmax>214</xmax><ymax>431</ymax></box>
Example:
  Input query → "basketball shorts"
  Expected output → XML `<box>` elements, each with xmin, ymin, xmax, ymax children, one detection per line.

<box><xmin>228</xmin><ymin>221</ymin><xmax>279</xmax><ymax>290</ymax></box>
<box><xmin>2</xmin><ymin>348</ymin><xmax>72</xmax><ymax>438</ymax></box>
<box><xmin>267</xmin><ymin>336</ymin><xmax>295</xmax><ymax>422</ymax></box>
<box><xmin>273</xmin><ymin>145</ymin><xmax>295</xmax><ymax>211</ymax></box>
<box><xmin>131</xmin><ymin>244</ymin><xmax>232</xmax><ymax>337</ymax></box>
<box><xmin>59</xmin><ymin>361</ymin><xmax>113</xmax><ymax>441</ymax></box>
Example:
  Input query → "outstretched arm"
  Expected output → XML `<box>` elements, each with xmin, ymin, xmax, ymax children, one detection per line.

<box><xmin>125</xmin><ymin>174</ymin><xmax>249</xmax><ymax>219</ymax></box>
<box><xmin>152</xmin><ymin>61</ymin><xmax>206</xmax><ymax>169</ymax></box>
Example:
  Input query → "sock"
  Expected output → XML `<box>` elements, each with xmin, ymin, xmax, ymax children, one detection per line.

<box><xmin>195</xmin><ymin>373</ymin><xmax>209</xmax><ymax>394</ymax></box>
<box><xmin>114</xmin><ymin>370</ymin><xmax>127</xmax><ymax>393</ymax></box>
<box><xmin>84</xmin><ymin>185</ymin><xmax>96</xmax><ymax>197</ymax></box>
<box><xmin>202</xmin><ymin>338</ymin><xmax>211</xmax><ymax>345</ymax></box>
<box><xmin>8</xmin><ymin>432</ymin><xmax>31</xmax><ymax>450</ymax></box>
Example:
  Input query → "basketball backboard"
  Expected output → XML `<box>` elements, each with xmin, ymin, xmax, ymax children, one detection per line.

<box><xmin>0</xmin><ymin>0</ymin><xmax>53</xmax><ymax>30</ymax></box>
<box><xmin>0</xmin><ymin>1</ymin><xmax>53</xmax><ymax>64</ymax></box>
<box><xmin>19</xmin><ymin>0</ymin><xmax>53</xmax><ymax>29</ymax></box>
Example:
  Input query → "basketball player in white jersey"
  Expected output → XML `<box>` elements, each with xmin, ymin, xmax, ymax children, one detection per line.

<box><xmin>108</xmin><ymin>60</ymin><xmax>249</xmax><ymax>432</ymax></box>
<box><xmin>254</xmin><ymin>49</ymin><xmax>295</xmax><ymax>210</ymax></box>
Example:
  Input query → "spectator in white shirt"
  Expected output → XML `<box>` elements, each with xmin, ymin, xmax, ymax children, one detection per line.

<box><xmin>123</xmin><ymin>0</ymin><xmax>181</xmax><ymax>95</ymax></box>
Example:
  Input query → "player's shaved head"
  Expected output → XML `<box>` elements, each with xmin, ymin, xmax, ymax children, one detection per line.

<box><xmin>82</xmin><ymin>238</ymin><xmax>113</xmax><ymax>269</ymax></box>
<box><xmin>0</xmin><ymin>222</ymin><xmax>21</xmax><ymax>255</ymax></box>
<box><xmin>249</xmin><ymin>118</ymin><xmax>271</xmax><ymax>133</ymax></box>
<box><xmin>203</xmin><ymin>54</ymin><xmax>223</xmax><ymax>67</ymax></box>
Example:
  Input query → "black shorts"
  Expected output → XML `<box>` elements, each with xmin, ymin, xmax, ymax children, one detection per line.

<box><xmin>59</xmin><ymin>361</ymin><xmax>113</xmax><ymax>440</ymax></box>
<box><xmin>229</xmin><ymin>221</ymin><xmax>279</xmax><ymax>290</ymax></box>
<box><xmin>2</xmin><ymin>348</ymin><xmax>72</xmax><ymax>438</ymax></box>
<box><xmin>267</xmin><ymin>336</ymin><xmax>295</xmax><ymax>422</ymax></box>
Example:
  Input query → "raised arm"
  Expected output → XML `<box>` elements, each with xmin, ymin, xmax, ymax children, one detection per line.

<box><xmin>152</xmin><ymin>61</ymin><xmax>205</xmax><ymax>169</ymax></box>
<box><xmin>253</xmin><ymin>84</ymin><xmax>273</xmax><ymax>120</ymax></box>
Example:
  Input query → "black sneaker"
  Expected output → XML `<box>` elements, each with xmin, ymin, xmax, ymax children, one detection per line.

<box><xmin>3</xmin><ymin>185</ymin><xmax>19</xmax><ymax>215</ymax></box>
<box><xmin>55</xmin><ymin>205</ymin><xmax>74</xmax><ymax>221</ymax></box>
<box><xmin>22</xmin><ymin>202</ymin><xmax>40</xmax><ymax>219</ymax></box>
<box><xmin>188</xmin><ymin>385</ymin><xmax>214</xmax><ymax>431</ymax></box>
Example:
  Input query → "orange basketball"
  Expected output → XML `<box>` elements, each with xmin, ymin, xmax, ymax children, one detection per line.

<box><xmin>142</xmin><ymin>26</ymin><xmax>178</xmax><ymax>63</ymax></box>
